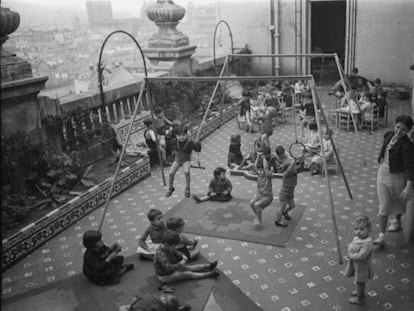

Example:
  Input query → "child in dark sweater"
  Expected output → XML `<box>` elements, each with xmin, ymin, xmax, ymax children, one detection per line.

<box><xmin>82</xmin><ymin>230</ymin><xmax>133</xmax><ymax>285</ymax></box>
<box><xmin>192</xmin><ymin>167</ymin><xmax>233</xmax><ymax>203</ymax></box>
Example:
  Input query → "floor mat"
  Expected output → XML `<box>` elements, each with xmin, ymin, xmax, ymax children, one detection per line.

<box><xmin>1</xmin><ymin>254</ymin><xmax>262</xmax><ymax>311</ymax></box>
<box><xmin>165</xmin><ymin>197</ymin><xmax>306</xmax><ymax>247</ymax></box>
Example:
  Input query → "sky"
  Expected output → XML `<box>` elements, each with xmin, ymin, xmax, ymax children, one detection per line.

<box><xmin>3</xmin><ymin>0</ymin><xmax>269</xmax><ymax>12</ymax></box>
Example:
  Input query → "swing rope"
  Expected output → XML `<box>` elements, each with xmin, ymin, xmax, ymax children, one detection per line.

<box><xmin>98</xmin><ymin>80</ymin><xmax>147</xmax><ymax>232</ymax></box>
<box><xmin>191</xmin><ymin>56</ymin><xmax>230</xmax><ymax>169</ymax></box>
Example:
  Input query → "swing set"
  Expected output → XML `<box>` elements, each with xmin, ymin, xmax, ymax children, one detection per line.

<box><xmin>93</xmin><ymin>28</ymin><xmax>360</xmax><ymax>265</ymax></box>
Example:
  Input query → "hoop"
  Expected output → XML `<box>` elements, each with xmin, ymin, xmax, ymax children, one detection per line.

<box><xmin>289</xmin><ymin>141</ymin><xmax>307</xmax><ymax>160</ymax></box>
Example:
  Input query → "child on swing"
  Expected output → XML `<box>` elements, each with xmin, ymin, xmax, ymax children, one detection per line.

<box><xmin>192</xmin><ymin>167</ymin><xmax>233</xmax><ymax>203</ymax></box>
<box><xmin>344</xmin><ymin>215</ymin><xmax>374</xmax><ymax>305</ymax></box>
<box><xmin>250</xmin><ymin>140</ymin><xmax>273</xmax><ymax>229</ymax></box>
<box><xmin>166</xmin><ymin>126</ymin><xmax>201</xmax><ymax>198</ymax></box>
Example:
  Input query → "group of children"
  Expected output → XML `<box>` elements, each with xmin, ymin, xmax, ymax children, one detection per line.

<box><xmin>82</xmin><ymin>211</ymin><xmax>375</xmax><ymax>307</ymax></box>
<box><xmin>81</xmin><ymin>82</ymin><xmax>379</xmax><ymax>307</ymax></box>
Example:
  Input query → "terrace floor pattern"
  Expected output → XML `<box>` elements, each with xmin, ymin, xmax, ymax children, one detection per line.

<box><xmin>2</xmin><ymin>87</ymin><xmax>414</xmax><ymax>311</ymax></box>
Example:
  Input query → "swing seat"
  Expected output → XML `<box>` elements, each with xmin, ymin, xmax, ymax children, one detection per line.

<box><xmin>229</xmin><ymin>169</ymin><xmax>283</xmax><ymax>180</ymax></box>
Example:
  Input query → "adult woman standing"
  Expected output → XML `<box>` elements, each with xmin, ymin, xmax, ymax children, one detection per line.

<box><xmin>374</xmin><ymin>115</ymin><xmax>414</xmax><ymax>246</ymax></box>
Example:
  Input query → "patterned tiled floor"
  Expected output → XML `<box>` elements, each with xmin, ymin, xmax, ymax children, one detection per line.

<box><xmin>2</xmin><ymin>88</ymin><xmax>413</xmax><ymax>311</ymax></box>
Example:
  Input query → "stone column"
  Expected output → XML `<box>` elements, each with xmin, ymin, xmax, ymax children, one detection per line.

<box><xmin>1</xmin><ymin>7</ymin><xmax>48</xmax><ymax>140</ymax></box>
<box><xmin>143</xmin><ymin>0</ymin><xmax>196</xmax><ymax>76</ymax></box>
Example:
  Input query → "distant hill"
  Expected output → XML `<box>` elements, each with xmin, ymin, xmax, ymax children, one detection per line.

<box><xmin>2</xmin><ymin>0</ymin><xmax>88</xmax><ymax>28</ymax></box>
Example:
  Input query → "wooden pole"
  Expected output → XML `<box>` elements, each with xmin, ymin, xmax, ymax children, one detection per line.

<box><xmin>98</xmin><ymin>81</ymin><xmax>147</xmax><ymax>231</ymax></box>
<box><xmin>196</xmin><ymin>56</ymin><xmax>230</xmax><ymax>141</ymax></box>
<box><xmin>310</xmin><ymin>79</ymin><xmax>343</xmax><ymax>265</ymax></box>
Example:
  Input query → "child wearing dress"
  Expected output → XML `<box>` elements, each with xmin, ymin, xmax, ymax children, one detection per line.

<box><xmin>166</xmin><ymin>216</ymin><xmax>200</xmax><ymax>261</ymax></box>
<box><xmin>137</xmin><ymin>209</ymin><xmax>167</xmax><ymax>260</ymax></box>
<box><xmin>274</xmin><ymin>146</ymin><xmax>298</xmax><ymax>227</ymax></box>
<box><xmin>344</xmin><ymin>216</ymin><xmax>374</xmax><ymax>305</ymax></box>
<box><xmin>166</xmin><ymin>126</ymin><xmax>201</xmax><ymax>198</ymax></box>
<box><xmin>309</xmin><ymin>128</ymin><xmax>334</xmax><ymax>175</ymax></box>
<box><xmin>249</xmin><ymin>142</ymin><xmax>273</xmax><ymax>229</ymax></box>
<box><xmin>192</xmin><ymin>167</ymin><xmax>233</xmax><ymax>203</ymax></box>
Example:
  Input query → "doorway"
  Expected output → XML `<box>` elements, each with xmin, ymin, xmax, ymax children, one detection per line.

<box><xmin>310</xmin><ymin>0</ymin><xmax>346</xmax><ymax>85</ymax></box>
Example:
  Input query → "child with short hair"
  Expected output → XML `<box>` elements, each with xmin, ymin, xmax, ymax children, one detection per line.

<box><xmin>260</xmin><ymin>106</ymin><xmax>277</xmax><ymax>147</ymax></box>
<box><xmin>344</xmin><ymin>216</ymin><xmax>374</xmax><ymax>305</ymax></box>
<box><xmin>249</xmin><ymin>143</ymin><xmax>273</xmax><ymax>229</ymax></box>
<box><xmin>309</xmin><ymin>128</ymin><xmax>334</xmax><ymax>175</ymax></box>
<box><xmin>227</xmin><ymin>134</ymin><xmax>245</xmax><ymax>169</ymax></box>
<box><xmin>239</xmin><ymin>90</ymin><xmax>254</xmax><ymax>133</ymax></box>
<box><xmin>137</xmin><ymin>208</ymin><xmax>167</xmax><ymax>260</ymax></box>
<box><xmin>192</xmin><ymin>167</ymin><xmax>233</xmax><ymax>203</ymax></box>
<box><xmin>166</xmin><ymin>126</ymin><xmax>201</xmax><ymax>198</ymax></box>
<box><xmin>166</xmin><ymin>217</ymin><xmax>200</xmax><ymax>261</ymax></box>
<box><xmin>304</xmin><ymin>121</ymin><xmax>320</xmax><ymax>155</ymax></box>
<box><xmin>274</xmin><ymin>146</ymin><xmax>299</xmax><ymax>227</ymax></box>
<box><xmin>153</xmin><ymin>230</ymin><xmax>219</xmax><ymax>284</ymax></box>
<box><xmin>82</xmin><ymin>230</ymin><xmax>134</xmax><ymax>285</ymax></box>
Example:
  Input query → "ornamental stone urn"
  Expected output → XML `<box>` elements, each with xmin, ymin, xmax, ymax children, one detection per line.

<box><xmin>1</xmin><ymin>6</ymin><xmax>48</xmax><ymax>140</ymax></box>
<box><xmin>143</xmin><ymin>0</ymin><xmax>196</xmax><ymax>75</ymax></box>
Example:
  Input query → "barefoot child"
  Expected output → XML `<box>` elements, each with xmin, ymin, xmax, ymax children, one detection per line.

<box><xmin>274</xmin><ymin>146</ymin><xmax>299</xmax><ymax>227</ymax></box>
<box><xmin>192</xmin><ymin>167</ymin><xmax>233</xmax><ymax>203</ymax></box>
<box><xmin>344</xmin><ymin>216</ymin><xmax>374</xmax><ymax>305</ymax></box>
<box><xmin>82</xmin><ymin>230</ymin><xmax>134</xmax><ymax>285</ymax></box>
<box><xmin>166</xmin><ymin>216</ymin><xmax>200</xmax><ymax>261</ymax></box>
<box><xmin>153</xmin><ymin>230</ymin><xmax>219</xmax><ymax>284</ymax></box>
<box><xmin>249</xmin><ymin>141</ymin><xmax>273</xmax><ymax>229</ymax></box>
<box><xmin>137</xmin><ymin>209</ymin><xmax>167</xmax><ymax>260</ymax></box>
<box><xmin>166</xmin><ymin>126</ymin><xmax>201</xmax><ymax>198</ymax></box>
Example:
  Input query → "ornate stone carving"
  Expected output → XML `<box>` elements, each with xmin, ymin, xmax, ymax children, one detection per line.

<box><xmin>0</xmin><ymin>7</ymin><xmax>20</xmax><ymax>49</ymax></box>
<box><xmin>146</xmin><ymin>0</ymin><xmax>189</xmax><ymax>48</ymax></box>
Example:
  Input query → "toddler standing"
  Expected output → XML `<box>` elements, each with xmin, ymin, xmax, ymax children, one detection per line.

<box><xmin>344</xmin><ymin>216</ymin><xmax>374</xmax><ymax>305</ymax></box>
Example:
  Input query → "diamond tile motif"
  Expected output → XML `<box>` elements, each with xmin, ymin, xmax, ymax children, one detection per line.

<box><xmin>1</xmin><ymin>88</ymin><xmax>413</xmax><ymax>311</ymax></box>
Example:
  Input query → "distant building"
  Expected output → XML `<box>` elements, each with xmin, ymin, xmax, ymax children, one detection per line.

<box><xmin>86</xmin><ymin>1</ymin><xmax>113</xmax><ymax>28</ymax></box>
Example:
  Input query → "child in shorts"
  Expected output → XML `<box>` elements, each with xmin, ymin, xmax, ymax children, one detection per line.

<box><xmin>137</xmin><ymin>209</ymin><xmax>167</xmax><ymax>260</ymax></box>
<box><xmin>166</xmin><ymin>217</ymin><xmax>200</xmax><ymax>261</ymax></box>
<box><xmin>249</xmin><ymin>142</ymin><xmax>273</xmax><ymax>229</ymax></box>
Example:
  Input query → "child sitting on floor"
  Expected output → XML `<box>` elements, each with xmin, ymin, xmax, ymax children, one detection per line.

<box><xmin>137</xmin><ymin>209</ymin><xmax>167</xmax><ymax>260</ymax></box>
<box><xmin>83</xmin><ymin>230</ymin><xmax>134</xmax><ymax>285</ymax></box>
<box><xmin>166</xmin><ymin>217</ymin><xmax>200</xmax><ymax>261</ymax></box>
<box><xmin>153</xmin><ymin>230</ymin><xmax>219</xmax><ymax>284</ymax></box>
<box><xmin>119</xmin><ymin>293</ymin><xmax>191</xmax><ymax>311</ymax></box>
<box><xmin>227</xmin><ymin>134</ymin><xmax>245</xmax><ymax>169</ymax></box>
<box><xmin>193</xmin><ymin>167</ymin><xmax>233</xmax><ymax>203</ymax></box>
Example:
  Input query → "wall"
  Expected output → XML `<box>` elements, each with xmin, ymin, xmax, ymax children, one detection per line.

<box><xmin>355</xmin><ymin>0</ymin><xmax>414</xmax><ymax>86</ymax></box>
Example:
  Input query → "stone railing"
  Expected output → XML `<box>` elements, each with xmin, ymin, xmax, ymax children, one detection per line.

<box><xmin>2</xmin><ymin>157</ymin><xmax>151</xmax><ymax>271</ymax></box>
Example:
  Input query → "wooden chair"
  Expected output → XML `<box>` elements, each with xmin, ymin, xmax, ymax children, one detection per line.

<box><xmin>361</xmin><ymin>105</ymin><xmax>379</xmax><ymax>133</ymax></box>
<box><xmin>336</xmin><ymin>110</ymin><xmax>360</xmax><ymax>131</ymax></box>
